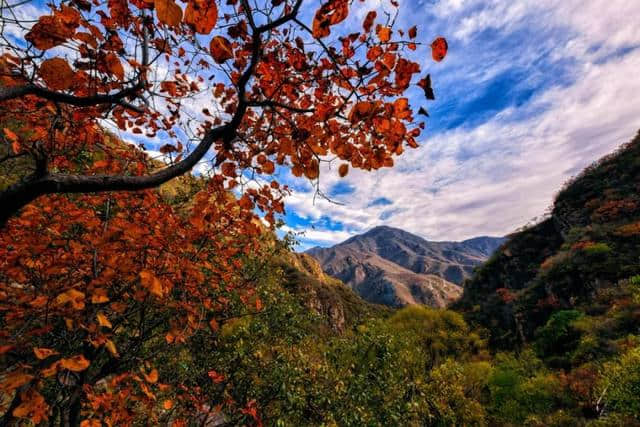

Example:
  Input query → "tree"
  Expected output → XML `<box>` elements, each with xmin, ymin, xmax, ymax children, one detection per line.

<box><xmin>0</xmin><ymin>0</ymin><xmax>445</xmax><ymax>225</ymax></box>
<box><xmin>0</xmin><ymin>169</ymin><xmax>275</xmax><ymax>425</ymax></box>
<box><xmin>0</xmin><ymin>0</ymin><xmax>448</xmax><ymax>424</ymax></box>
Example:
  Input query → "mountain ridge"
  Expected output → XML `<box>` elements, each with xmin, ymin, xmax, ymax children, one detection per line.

<box><xmin>306</xmin><ymin>226</ymin><xmax>505</xmax><ymax>307</ymax></box>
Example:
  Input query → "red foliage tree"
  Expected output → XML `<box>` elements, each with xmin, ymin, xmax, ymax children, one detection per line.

<box><xmin>0</xmin><ymin>0</ymin><xmax>447</xmax><ymax>423</ymax></box>
<box><xmin>0</xmin><ymin>0</ymin><xmax>445</xmax><ymax>225</ymax></box>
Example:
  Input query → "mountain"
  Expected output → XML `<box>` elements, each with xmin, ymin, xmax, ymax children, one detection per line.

<box><xmin>456</xmin><ymin>130</ymin><xmax>640</xmax><ymax>349</ymax></box>
<box><xmin>306</xmin><ymin>226</ymin><xmax>505</xmax><ymax>307</ymax></box>
<box><xmin>276</xmin><ymin>252</ymin><xmax>390</xmax><ymax>332</ymax></box>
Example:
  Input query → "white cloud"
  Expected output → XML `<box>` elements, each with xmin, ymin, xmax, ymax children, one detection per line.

<box><xmin>284</xmin><ymin>0</ymin><xmax>640</xmax><ymax>248</ymax></box>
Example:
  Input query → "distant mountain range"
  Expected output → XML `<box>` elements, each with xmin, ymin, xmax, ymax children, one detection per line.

<box><xmin>306</xmin><ymin>226</ymin><xmax>505</xmax><ymax>307</ymax></box>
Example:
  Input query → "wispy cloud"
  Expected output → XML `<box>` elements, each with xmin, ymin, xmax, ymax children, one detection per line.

<box><xmin>284</xmin><ymin>0</ymin><xmax>640</xmax><ymax>250</ymax></box>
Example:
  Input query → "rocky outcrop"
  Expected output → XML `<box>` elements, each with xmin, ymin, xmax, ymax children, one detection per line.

<box><xmin>278</xmin><ymin>253</ymin><xmax>388</xmax><ymax>332</ymax></box>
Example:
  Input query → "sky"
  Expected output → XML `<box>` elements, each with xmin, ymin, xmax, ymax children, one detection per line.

<box><xmin>279</xmin><ymin>0</ymin><xmax>640</xmax><ymax>250</ymax></box>
<box><xmin>4</xmin><ymin>0</ymin><xmax>640</xmax><ymax>251</ymax></box>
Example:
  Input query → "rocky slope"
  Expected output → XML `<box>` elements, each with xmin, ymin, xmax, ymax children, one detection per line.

<box><xmin>307</xmin><ymin>226</ymin><xmax>504</xmax><ymax>307</ymax></box>
<box><xmin>276</xmin><ymin>252</ymin><xmax>390</xmax><ymax>331</ymax></box>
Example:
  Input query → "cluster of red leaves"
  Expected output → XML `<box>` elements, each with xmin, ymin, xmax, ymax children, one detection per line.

<box><xmin>616</xmin><ymin>221</ymin><xmax>640</xmax><ymax>236</ymax></box>
<box><xmin>0</xmin><ymin>151</ymin><xmax>278</xmax><ymax>424</ymax></box>
<box><xmin>536</xmin><ymin>293</ymin><xmax>561</xmax><ymax>309</ymax></box>
<box><xmin>496</xmin><ymin>287</ymin><xmax>518</xmax><ymax>304</ymax></box>
<box><xmin>2</xmin><ymin>0</ymin><xmax>447</xmax><ymax>199</ymax></box>
<box><xmin>591</xmin><ymin>198</ymin><xmax>639</xmax><ymax>223</ymax></box>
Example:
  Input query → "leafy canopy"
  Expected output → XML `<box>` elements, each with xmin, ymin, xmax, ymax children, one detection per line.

<box><xmin>0</xmin><ymin>0</ymin><xmax>449</xmax><ymax>424</ymax></box>
<box><xmin>0</xmin><ymin>0</ymin><xmax>447</xmax><ymax>224</ymax></box>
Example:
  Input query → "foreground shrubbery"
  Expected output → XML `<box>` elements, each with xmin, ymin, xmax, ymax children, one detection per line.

<box><xmin>1</xmin><ymin>179</ymin><xmax>639</xmax><ymax>425</ymax></box>
<box><xmin>196</xmin><ymin>272</ymin><xmax>640</xmax><ymax>426</ymax></box>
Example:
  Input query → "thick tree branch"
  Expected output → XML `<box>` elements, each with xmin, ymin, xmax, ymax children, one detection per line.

<box><xmin>0</xmin><ymin>81</ymin><xmax>144</xmax><ymax>107</ymax></box>
<box><xmin>247</xmin><ymin>99</ymin><xmax>314</xmax><ymax>113</ymax></box>
<box><xmin>0</xmin><ymin>0</ymin><xmax>307</xmax><ymax>226</ymax></box>
<box><xmin>0</xmin><ymin>122</ymin><xmax>229</xmax><ymax>225</ymax></box>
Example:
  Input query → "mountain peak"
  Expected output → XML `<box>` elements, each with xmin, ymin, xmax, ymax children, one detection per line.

<box><xmin>307</xmin><ymin>227</ymin><xmax>505</xmax><ymax>307</ymax></box>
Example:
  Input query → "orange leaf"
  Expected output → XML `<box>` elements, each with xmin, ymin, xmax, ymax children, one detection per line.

<box><xmin>3</xmin><ymin>127</ymin><xmax>18</xmax><ymax>142</ymax></box>
<box><xmin>96</xmin><ymin>312</ymin><xmax>112</xmax><ymax>328</ymax></box>
<box><xmin>144</xmin><ymin>368</ymin><xmax>159</xmax><ymax>383</ymax></box>
<box><xmin>338</xmin><ymin>164</ymin><xmax>349</xmax><ymax>178</ymax></box>
<box><xmin>393</xmin><ymin>98</ymin><xmax>411</xmax><ymax>120</ymax></box>
<box><xmin>41</xmin><ymin>361</ymin><xmax>61</xmax><ymax>377</ymax></box>
<box><xmin>155</xmin><ymin>0</ymin><xmax>182</xmax><ymax>27</ymax></box>
<box><xmin>1</xmin><ymin>372</ymin><xmax>33</xmax><ymax>391</ymax></box>
<box><xmin>33</xmin><ymin>347</ymin><xmax>59</xmax><ymax>360</ymax></box>
<box><xmin>29</xmin><ymin>295</ymin><xmax>48</xmax><ymax>308</ymax></box>
<box><xmin>39</xmin><ymin>58</ymin><xmax>74</xmax><ymax>90</ymax></box>
<box><xmin>105</xmin><ymin>340</ymin><xmax>119</xmax><ymax>357</ymax></box>
<box><xmin>56</xmin><ymin>288</ymin><xmax>85</xmax><ymax>310</ymax></box>
<box><xmin>139</xmin><ymin>270</ymin><xmax>164</xmax><ymax>297</ymax></box>
<box><xmin>209</xmin><ymin>36</ymin><xmax>233</xmax><ymax>64</ymax></box>
<box><xmin>349</xmin><ymin>101</ymin><xmax>378</xmax><ymax>123</ymax></box>
<box><xmin>4</xmin><ymin>127</ymin><xmax>20</xmax><ymax>153</ymax></box>
<box><xmin>261</xmin><ymin>160</ymin><xmax>275</xmax><ymax>175</ymax></box>
<box><xmin>140</xmin><ymin>382</ymin><xmax>156</xmax><ymax>400</ymax></box>
<box><xmin>304</xmin><ymin>159</ymin><xmax>319</xmax><ymax>180</ymax></box>
<box><xmin>93</xmin><ymin>159</ymin><xmax>109</xmax><ymax>169</ymax></box>
<box><xmin>239</xmin><ymin>194</ymin><xmax>254</xmax><ymax>210</ymax></box>
<box><xmin>91</xmin><ymin>289</ymin><xmax>110</xmax><ymax>304</ymax></box>
<box><xmin>408</xmin><ymin>26</ymin><xmax>417</xmax><ymax>39</ymax></box>
<box><xmin>431</xmin><ymin>37</ymin><xmax>448</xmax><ymax>62</ymax></box>
<box><xmin>207</xmin><ymin>370</ymin><xmax>225</xmax><ymax>383</ymax></box>
<box><xmin>209</xmin><ymin>318</ymin><xmax>219</xmax><ymax>332</ymax></box>
<box><xmin>362</xmin><ymin>11</ymin><xmax>376</xmax><ymax>33</ymax></box>
<box><xmin>60</xmin><ymin>355</ymin><xmax>90</xmax><ymax>372</ymax></box>
<box><xmin>12</xmin><ymin>389</ymin><xmax>48</xmax><ymax>424</ymax></box>
<box><xmin>184</xmin><ymin>0</ymin><xmax>217</xmax><ymax>34</ymax></box>
<box><xmin>221</xmin><ymin>162</ymin><xmax>236</xmax><ymax>177</ymax></box>
<box><xmin>80</xmin><ymin>420</ymin><xmax>101</xmax><ymax>427</ymax></box>
<box><xmin>377</xmin><ymin>26</ymin><xmax>391</xmax><ymax>43</ymax></box>
<box><xmin>163</xmin><ymin>399</ymin><xmax>174</xmax><ymax>410</ymax></box>
<box><xmin>26</xmin><ymin>15</ymin><xmax>76</xmax><ymax>50</ymax></box>
<box><xmin>312</xmin><ymin>0</ymin><xmax>349</xmax><ymax>39</ymax></box>
<box><xmin>105</xmin><ymin>52</ymin><xmax>124</xmax><ymax>80</ymax></box>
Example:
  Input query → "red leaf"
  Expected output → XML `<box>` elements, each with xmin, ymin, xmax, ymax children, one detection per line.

<box><xmin>431</xmin><ymin>37</ymin><xmax>448</xmax><ymax>62</ymax></box>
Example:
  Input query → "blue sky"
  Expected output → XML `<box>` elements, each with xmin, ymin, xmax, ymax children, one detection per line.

<box><xmin>279</xmin><ymin>0</ymin><xmax>640</xmax><ymax>250</ymax></box>
<box><xmin>6</xmin><ymin>0</ymin><xmax>640</xmax><ymax>251</ymax></box>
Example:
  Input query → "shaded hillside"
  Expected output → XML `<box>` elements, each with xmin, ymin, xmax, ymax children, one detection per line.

<box><xmin>275</xmin><ymin>252</ymin><xmax>390</xmax><ymax>331</ymax></box>
<box><xmin>457</xmin><ymin>131</ymin><xmax>640</xmax><ymax>349</ymax></box>
<box><xmin>307</xmin><ymin>226</ymin><xmax>503</xmax><ymax>307</ymax></box>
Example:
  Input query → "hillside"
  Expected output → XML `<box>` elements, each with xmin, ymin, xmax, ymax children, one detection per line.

<box><xmin>457</xmin><ymin>130</ymin><xmax>640</xmax><ymax>349</ymax></box>
<box><xmin>3</xmin><ymin>124</ymin><xmax>640</xmax><ymax>425</ymax></box>
<box><xmin>307</xmin><ymin>226</ymin><xmax>504</xmax><ymax>307</ymax></box>
<box><xmin>275</xmin><ymin>252</ymin><xmax>390</xmax><ymax>332</ymax></box>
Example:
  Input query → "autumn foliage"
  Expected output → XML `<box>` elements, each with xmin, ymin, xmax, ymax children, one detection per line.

<box><xmin>0</xmin><ymin>0</ymin><xmax>446</xmax><ymax>224</ymax></box>
<box><xmin>0</xmin><ymin>166</ymin><xmax>276</xmax><ymax>424</ymax></box>
<box><xmin>0</xmin><ymin>0</ymin><xmax>448</xmax><ymax>424</ymax></box>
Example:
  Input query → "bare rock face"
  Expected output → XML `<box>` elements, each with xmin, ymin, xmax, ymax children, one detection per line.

<box><xmin>279</xmin><ymin>253</ymin><xmax>388</xmax><ymax>332</ymax></box>
<box><xmin>307</xmin><ymin>226</ymin><xmax>504</xmax><ymax>308</ymax></box>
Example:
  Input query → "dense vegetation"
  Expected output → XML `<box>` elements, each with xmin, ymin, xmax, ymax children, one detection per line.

<box><xmin>455</xmin><ymin>130</ymin><xmax>640</xmax><ymax>425</ymax></box>
<box><xmin>0</xmin><ymin>0</ymin><xmax>454</xmax><ymax>423</ymax></box>
<box><xmin>3</xmin><ymin>129</ymin><xmax>640</xmax><ymax>424</ymax></box>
